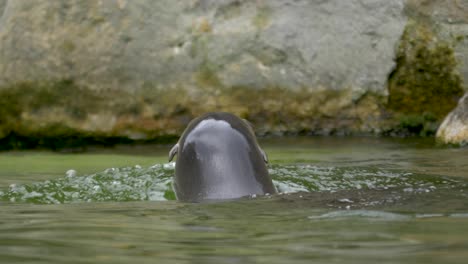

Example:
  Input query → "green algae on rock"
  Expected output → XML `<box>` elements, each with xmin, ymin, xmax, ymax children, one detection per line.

<box><xmin>0</xmin><ymin>77</ymin><xmax>387</xmax><ymax>150</ymax></box>
<box><xmin>386</xmin><ymin>20</ymin><xmax>465</xmax><ymax>136</ymax></box>
<box><xmin>0</xmin><ymin>80</ymin><xmax>180</xmax><ymax>150</ymax></box>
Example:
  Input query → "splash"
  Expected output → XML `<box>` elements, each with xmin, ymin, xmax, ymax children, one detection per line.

<box><xmin>1</xmin><ymin>163</ymin><xmax>175</xmax><ymax>204</ymax></box>
<box><xmin>0</xmin><ymin>163</ymin><xmax>465</xmax><ymax>204</ymax></box>
<box><xmin>271</xmin><ymin>164</ymin><xmax>452</xmax><ymax>193</ymax></box>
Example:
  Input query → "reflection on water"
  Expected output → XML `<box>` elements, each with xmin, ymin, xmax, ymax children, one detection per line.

<box><xmin>0</xmin><ymin>137</ymin><xmax>467</xmax><ymax>263</ymax></box>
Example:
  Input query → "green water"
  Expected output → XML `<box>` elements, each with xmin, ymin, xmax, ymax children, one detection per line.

<box><xmin>0</xmin><ymin>137</ymin><xmax>467</xmax><ymax>263</ymax></box>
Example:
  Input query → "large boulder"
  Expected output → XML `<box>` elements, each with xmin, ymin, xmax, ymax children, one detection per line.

<box><xmin>436</xmin><ymin>92</ymin><xmax>468</xmax><ymax>146</ymax></box>
<box><xmin>0</xmin><ymin>0</ymin><xmax>466</xmax><ymax>147</ymax></box>
<box><xmin>0</xmin><ymin>0</ymin><xmax>407</xmax><ymax>142</ymax></box>
<box><xmin>0</xmin><ymin>0</ymin><xmax>405</xmax><ymax>93</ymax></box>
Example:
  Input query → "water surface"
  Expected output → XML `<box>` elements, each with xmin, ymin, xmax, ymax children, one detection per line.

<box><xmin>0</xmin><ymin>137</ymin><xmax>467</xmax><ymax>263</ymax></box>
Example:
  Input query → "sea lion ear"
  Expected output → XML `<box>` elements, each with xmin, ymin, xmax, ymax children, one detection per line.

<box><xmin>169</xmin><ymin>143</ymin><xmax>179</xmax><ymax>162</ymax></box>
<box><xmin>259</xmin><ymin>147</ymin><xmax>268</xmax><ymax>164</ymax></box>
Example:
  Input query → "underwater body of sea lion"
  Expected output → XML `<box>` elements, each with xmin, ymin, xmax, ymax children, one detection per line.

<box><xmin>168</xmin><ymin>112</ymin><xmax>277</xmax><ymax>202</ymax></box>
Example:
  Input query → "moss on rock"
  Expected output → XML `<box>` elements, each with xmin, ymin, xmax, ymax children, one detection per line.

<box><xmin>386</xmin><ymin>20</ymin><xmax>465</xmax><ymax>136</ymax></box>
<box><xmin>184</xmin><ymin>85</ymin><xmax>386</xmax><ymax>137</ymax></box>
<box><xmin>0</xmin><ymin>72</ymin><xmax>391</xmax><ymax>150</ymax></box>
<box><xmin>0</xmin><ymin>80</ymin><xmax>180</xmax><ymax>150</ymax></box>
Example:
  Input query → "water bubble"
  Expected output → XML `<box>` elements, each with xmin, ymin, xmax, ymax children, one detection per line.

<box><xmin>66</xmin><ymin>169</ymin><xmax>77</xmax><ymax>178</ymax></box>
<box><xmin>163</xmin><ymin>162</ymin><xmax>175</xmax><ymax>170</ymax></box>
<box><xmin>23</xmin><ymin>191</ymin><xmax>43</xmax><ymax>199</ymax></box>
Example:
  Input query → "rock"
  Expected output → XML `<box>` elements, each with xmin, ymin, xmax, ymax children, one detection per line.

<box><xmin>0</xmin><ymin>0</ymin><xmax>406</xmax><ymax>92</ymax></box>
<box><xmin>385</xmin><ymin>19</ymin><xmax>465</xmax><ymax>137</ymax></box>
<box><xmin>0</xmin><ymin>0</ymin><xmax>6</xmax><ymax>16</ymax></box>
<box><xmin>436</xmin><ymin>93</ymin><xmax>468</xmax><ymax>146</ymax></box>
<box><xmin>0</xmin><ymin>0</ymin><xmax>467</xmax><ymax>147</ymax></box>
<box><xmin>0</xmin><ymin>0</ymin><xmax>407</xmax><ymax>142</ymax></box>
<box><xmin>406</xmin><ymin>0</ymin><xmax>468</xmax><ymax>85</ymax></box>
<box><xmin>383</xmin><ymin>0</ymin><xmax>467</xmax><ymax>138</ymax></box>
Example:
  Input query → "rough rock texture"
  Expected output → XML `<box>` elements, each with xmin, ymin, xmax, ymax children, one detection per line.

<box><xmin>384</xmin><ymin>0</ymin><xmax>467</xmax><ymax>139</ymax></box>
<box><xmin>386</xmin><ymin>19</ymin><xmax>465</xmax><ymax>137</ymax></box>
<box><xmin>0</xmin><ymin>0</ymin><xmax>407</xmax><ymax>143</ymax></box>
<box><xmin>406</xmin><ymin>0</ymin><xmax>468</xmax><ymax>84</ymax></box>
<box><xmin>436</xmin><ymin>92</ymin><xmax>468</xmax><ymax>146</ymax></box>
<box><xmin>0</xmin><ymin>0</ymin><xmax>6</xmax><ymax>15</ymax></box>
<box><xmin>0</xmin><ymin>0</ymin><xmax>405</xmax><ymax>92</ymax></box>
<box><xmin>0</xmin><ymin>0</ymin><xmax>466</xmax><ymax>148</ymax></box>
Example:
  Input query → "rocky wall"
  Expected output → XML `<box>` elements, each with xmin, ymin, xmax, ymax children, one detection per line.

<box><xmin>0</xmin><ymin>0</ymin><xmax>467</xmax><ymax>148</ymax></box>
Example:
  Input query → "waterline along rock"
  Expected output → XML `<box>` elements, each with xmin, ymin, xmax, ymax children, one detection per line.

<box><xmin>0</xmin><ymin>0</ymin><xmax>467</xmax><ymax>148</ymax></box>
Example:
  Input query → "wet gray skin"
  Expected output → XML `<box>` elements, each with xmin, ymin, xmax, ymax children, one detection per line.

<box><xmin>169</xmin><ymin>112</ymin><xmax>277</xmax><ymax>202</ymax></box>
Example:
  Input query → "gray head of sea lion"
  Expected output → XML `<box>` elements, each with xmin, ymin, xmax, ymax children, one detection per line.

<box><xmin>168</xmin><ymin>112</ymin><xmax>277</xmax><ymax>202</ymax></box>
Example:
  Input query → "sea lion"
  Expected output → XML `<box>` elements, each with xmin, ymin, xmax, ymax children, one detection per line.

<box><xmin>168</xmin><ymin>112</ymin><xmax>276</xmax><ymax>202</ymax></box>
